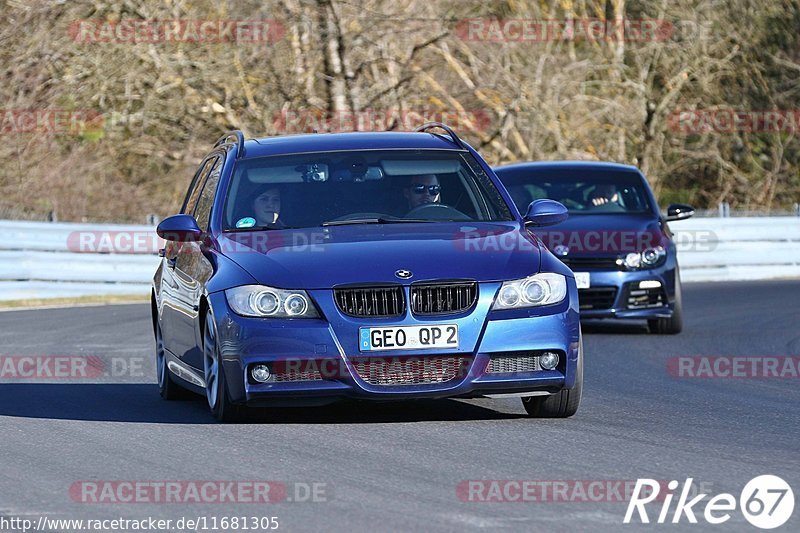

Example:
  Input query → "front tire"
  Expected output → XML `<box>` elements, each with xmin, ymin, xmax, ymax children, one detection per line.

<box><xmin>649</xmin><ymin>277</ymin><xmax>683</xmax><ymax>334</ymax></box>
<box><xmin>203</xmin><ymin>312</ymin><xmax>245</xmax><ymax>422</ymax></box>
<box><xmin>522</xmin><ymin>335</ymin><xmax>583</xmax><ymax>418</ymax></box>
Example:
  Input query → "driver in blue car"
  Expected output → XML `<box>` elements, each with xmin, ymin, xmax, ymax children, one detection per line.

<box><xmin>589</xmin><ymin>183</ymin><xmax>620</xmax><ymax>207</ymax></box>
<box><xmin>404</xmin><ymin>174</ymin><xmax>441</xmax><ymax>210</ymax></box>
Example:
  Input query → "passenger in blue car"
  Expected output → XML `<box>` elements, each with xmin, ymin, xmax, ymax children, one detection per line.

<box><xmin>403</xmin><ymin>174</ymin><xmax>441</xmax><ymax>210</ymax></box>
<box><xmin>252</xmin><ymin>186</ymin><xmax>284</xmax><ymax>228</ymax></box>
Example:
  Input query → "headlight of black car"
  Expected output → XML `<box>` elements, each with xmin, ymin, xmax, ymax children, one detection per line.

<box><xmin>619</xmin><ymin>246</ymin><xmax>667</xmax><ymax>270</ymax></box>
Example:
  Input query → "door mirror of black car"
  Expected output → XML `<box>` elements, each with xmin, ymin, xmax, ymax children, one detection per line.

<box><xmin>665</xmin><ymin>203</ymin><xmax>695</xmax><ymax>221</ymax></box>
<box><xmin>157</xmin><ymin>214</ymin><xmax>204</xmax><ymax>242</ymax></box>
<box><xmin>523</xmin><ymin>199</ymin><xmax>569</xmax><ymax>227</ymax></box>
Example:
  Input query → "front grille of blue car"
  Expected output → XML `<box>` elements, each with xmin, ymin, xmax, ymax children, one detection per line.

<box><xmin>411</xmin><ymin>282</ymin><xmax>477</xmax><ymax>315</ymax></box>
<box><xmin>561</xmin><ymin>257</ymin><xmax>623</xmax><ymax>270</ymax></box>
<box><xmin>334</xmin><ymin>286</ymin><xmax>405</xmax><ymax>317</ymax></box>
<box><xmin>578</xmin><ymin>287</ymin><xmax>618</xmax><ymax>310</ymax></box>
<box><xmin>351</xmin><ymin>355</ymin><xmax>471</xmax><ymax>385</ymax></box>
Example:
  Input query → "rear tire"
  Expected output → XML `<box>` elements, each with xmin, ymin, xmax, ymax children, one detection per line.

<box><xmin>522</xmin><ymin>335</ymin><xmax>583</xmax><ymax>418</ymax></box>
<box><xmin>649</xmin><ymin>278</ymin><xmax>683</xmax><ymax>334</ymax></box>
<box><xmin>204</xmin><ymin>312</ymin><xmax>246</xmax><ymax>423</ymax></box>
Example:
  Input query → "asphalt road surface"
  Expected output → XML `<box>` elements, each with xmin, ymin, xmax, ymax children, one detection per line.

<box><xmin>0</xmin><ymin>280</ymin><xmax>798</xmax><ymax>532</ymax></box>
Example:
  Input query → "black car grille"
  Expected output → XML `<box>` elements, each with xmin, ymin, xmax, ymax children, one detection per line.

<box><xmin>578</xmin><ymin>287</ymin><xmax>618</xmax><ymax>310</ymax></box>
<box><xmin>334</xmin><ymin>286</ymin><xmax>404</xmax><ymax>318</ymax></box>
<box><xmin>561</xmin><ymin>257</ymin><xmax>622</xmax><ymax>270</ymax></box>
<box><xmin>623</xmin><ymin>285</ymin><xmax>667</xmax><ymax>309</ymax></box>
<box><xmin>486</xmin><ymin>353</ymin><xmax>541</xmax><ymax>373</ymax></box>
<box><xmin>351</xmin><ymin>355</ymin><xmax>471</xmax><ymax>385</ymax></box>
<box><xmin>272</xmin><ymin>367</ymin><xmax>324</xmax><ymax>382</ymax></box>
<box><xmin>411</xmin><ymin>282</ymin><xmax>477</xmax><ymax>315</ymax></box>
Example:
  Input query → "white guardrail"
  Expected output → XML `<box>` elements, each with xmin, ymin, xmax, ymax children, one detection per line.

<box><xmin>0</xmin><ymin>220</ymin><xmax>160</xmax><ymax>301</ymax></box>
<box><xmin>0</xmin><ymin>218</ymin><xmax>798</xmax><ymax>301</ymax></box>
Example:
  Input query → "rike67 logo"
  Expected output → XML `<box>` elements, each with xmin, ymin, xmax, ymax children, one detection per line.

<box><xmin>624</xmin><ymin>476</ymin><xmax>794</xmax><ymax>529</ymax></box>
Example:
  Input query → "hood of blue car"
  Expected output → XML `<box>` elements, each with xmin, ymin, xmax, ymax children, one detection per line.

<box><xmin>218</xmin><ymin>222</ymin><xmax>541</xmax><ymax>289</ymax></box>
<box><xmin>529</xmin><ymin>213</ymin><xmax>665</xmax><ymax>256</ymax></box>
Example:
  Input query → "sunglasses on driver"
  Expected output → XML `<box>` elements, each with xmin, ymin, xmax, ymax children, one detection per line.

<box><xmin>410</xmin><ymin>184</ymin><xmax>441</xmax><ymax>195</ymax></box>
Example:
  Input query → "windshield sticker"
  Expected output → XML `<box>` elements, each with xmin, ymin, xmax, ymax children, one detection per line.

<box><xmin>236</xmin><ymin>217</ymin><xmax>257</xmax><ymax>228</ymax></box>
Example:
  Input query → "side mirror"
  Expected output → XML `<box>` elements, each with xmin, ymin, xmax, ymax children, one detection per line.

<box><xmin>156</xmin><ymin>214</ymin><xmax>203</xmax><ymax>242</ymax></box>
<box><xmin>665</xmin><ymin>203</ymin><xmax>695</xmax><ymax>221</ymax></box>
<box><xmin>524</xmin><ymin>199</ymin><xmax>569</xmax><ymax>227</ymax></box>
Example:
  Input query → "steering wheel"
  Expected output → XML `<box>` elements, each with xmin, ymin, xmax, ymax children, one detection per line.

<box><xmin>405</xmin><ymin>203</ymin><xmax>471</xmax><ymax>221</ymax></box>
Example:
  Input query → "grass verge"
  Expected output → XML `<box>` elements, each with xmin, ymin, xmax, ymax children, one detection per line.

<box><xmin>0</xmin><ymin>294</ymin><xmax>149</xmax><ymax>310</ymax></box>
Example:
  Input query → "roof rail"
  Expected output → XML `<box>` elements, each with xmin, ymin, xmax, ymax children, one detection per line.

<box><xmin>214</xmin><ymin>130</ymin><xmax>246</xmax><ymax>159</ymax></box>
<box><xmin>414</xmin><ymin>122</ymin><xmax>467</xmax><ymax>150</ymax></box>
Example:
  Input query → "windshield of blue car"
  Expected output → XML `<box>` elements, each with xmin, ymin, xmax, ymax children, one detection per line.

<box><xmin>498</xmin><ymin>169</ymin><xmax>654</xmax><ymax>215</ymax></box>
<box><xmin>222</xmin><ymin>150</ymin><xmax>515</xmax><ymax>230</ymax></box>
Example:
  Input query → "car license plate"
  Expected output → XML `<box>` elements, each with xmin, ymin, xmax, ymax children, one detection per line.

<box><xmin>574</xmin><ymin>272</ymin><xmax>591</xmax><ymax>289</ymax></box>
<box><xmin>359</xmin><ymin>325</ymin><xmax>459</xmax><ymax>351</ymax></box>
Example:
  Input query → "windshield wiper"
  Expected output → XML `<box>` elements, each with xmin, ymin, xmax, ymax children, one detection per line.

<box><xmin>223</xmin><ymin>225</ymin><xmax>282</xmax><ymax>232</ymax></box>
<box><xmin>320</xmin><ymin>218</ymin><xmax>437</xmax><ymax>227</ymax></box>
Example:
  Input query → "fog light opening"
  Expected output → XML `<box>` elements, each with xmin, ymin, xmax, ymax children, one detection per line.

<box><xmin>540</xmin><ymin>352</ymin><xmax>559</xmax><ymax>370</ymax></box>
<box><xmin>639</xmin><ymin>280</ymin><xmax>662</xmax><ymax>289</ymax></box>
<box><xmin>250</xmin><ymin>364</ymin><xmax>272</xmax><ymax>383</ymax></box>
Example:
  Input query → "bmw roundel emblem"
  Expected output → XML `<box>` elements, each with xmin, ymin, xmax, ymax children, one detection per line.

<box><xmin>553</xmin><ymin>245</ymin><xmax>569</xmax><ymax>256</ymax></box>
<box><xmin>395</xmin><ymin>269</ymin><xmax>413</xmax><ymax>279</ymax></box>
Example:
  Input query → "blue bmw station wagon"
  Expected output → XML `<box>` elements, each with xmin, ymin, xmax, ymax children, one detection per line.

<box><xmin>152</xmin><ymin>124</ymin><xmax>583</xmax><ymax>421</ymax></box>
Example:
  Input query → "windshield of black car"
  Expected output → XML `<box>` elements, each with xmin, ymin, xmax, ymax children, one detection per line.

<box><xmin>499</xmin><ymin>169</ymin><xmax>654</xmax><ymax>215</ymax></box>
<box><xmin>222</xmin><ymin>150</ymin><xmax>514</xmax><ymax>230</ymax></box>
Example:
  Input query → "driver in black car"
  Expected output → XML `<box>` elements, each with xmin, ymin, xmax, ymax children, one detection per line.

<box><xmin>589</xmin><ymin>183</ymin><xmax>620</xmax><ymax>207</ymax></box>
<box><xmin>404</xmin><ymin>174</ymin><xmax>441</xmax><ymax>210</ymax></box>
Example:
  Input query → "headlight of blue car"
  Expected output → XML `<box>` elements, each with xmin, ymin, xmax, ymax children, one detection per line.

<box><xmin>492</xmin><ymin>273</ymin><xmax>567</xmax><ymax>310</ymax></box>
<box><xmin>226</xmin><ymin>285</ymin><xmax>320</xmax><ymax>318</ymax></box>
<box><xmin>621</xmin><ymin>245</ymin><xmax>667</xmax><ymax>270</ymax></box>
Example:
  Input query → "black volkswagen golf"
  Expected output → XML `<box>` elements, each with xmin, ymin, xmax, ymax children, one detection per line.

<box><xmin>495</xmin><ymin>161</ymin><xmax>694</xmax><ymax>334</ymax></box>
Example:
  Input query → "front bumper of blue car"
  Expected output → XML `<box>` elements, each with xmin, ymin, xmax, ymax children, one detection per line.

<box><xmin>206</xmin><ymin>282</ymin><xmax>581</xmax><ymax>406</ymax></box>
<box><xmin>572</xmin><ymin>262</ymin><xmax>678</xmax><ymax>319</ymax></box>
